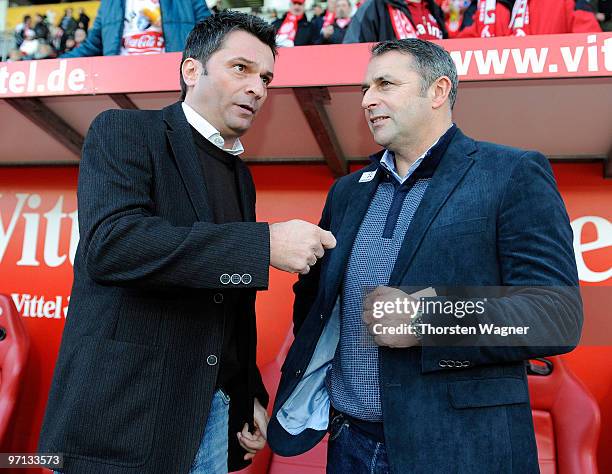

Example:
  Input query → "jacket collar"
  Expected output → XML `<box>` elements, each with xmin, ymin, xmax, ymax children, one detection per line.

<box><xmin>324</xmin><ymin>127</ymin><xmax>476</xmax><ymax>305</ymax></box>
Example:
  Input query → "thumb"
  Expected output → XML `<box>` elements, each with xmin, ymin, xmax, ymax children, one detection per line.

<box><xmin>319</xmin><ymin>229</ymin><xmax>337</xmax><ymax>249</ymax></box>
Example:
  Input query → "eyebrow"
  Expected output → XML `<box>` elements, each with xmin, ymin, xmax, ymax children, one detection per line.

<box><xmin>361</xmin><ymin>74</ymin><xmax>398</xmax><ymax>92</ymax></box>
<box><xmin>229</xmin><ymin>56</ymin><xmax>274</xmax><ymax>81</ymax></box>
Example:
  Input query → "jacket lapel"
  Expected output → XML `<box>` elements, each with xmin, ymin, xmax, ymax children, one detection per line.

<box><xmin>389</xmin><ymin>130</ymin><xmax>477</xmax><ymax>284</ymax></box>
<box><xmin>236</xmin><ymin>163</ymin><xmax>256</xmax><ymax>222</ymax></box>
<box><xmin>324</xmin><ymin>161</ymin><xmax>382</xmax><ymax>304</ymax></box>
<box><xmin>163</xmin><ymin>102</ymin><xmax>213</xmax><ymax>222</ymax></box>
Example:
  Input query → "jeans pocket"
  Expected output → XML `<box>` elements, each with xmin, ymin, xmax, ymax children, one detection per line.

<box><xmin>218</xmin><ymin>389</ymin><xmax>231</xmax><ymax>405</ymax></box>
<box><xmin>328</xmin><ymin>414</ymin><xmax>348</xmax><ymax>441</ymax></box>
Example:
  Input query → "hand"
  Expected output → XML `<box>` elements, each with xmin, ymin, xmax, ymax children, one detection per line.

<box><xmin>237</xmin><ymin>398</ymin><xmax>269</xmax><ymax>461</ymax></box>
<box><xmin>322</xmin><ymin>25</ymin><xmax>334</xmax><ymax>38</ymax></box>
<box><xmin>362</xmin><ymin>286</ymin><xmax>420</xmax><ymax>348</ymax></box>
<box><xmin>269</xmin><ymin>220</ymin><xmax>336</xmax><ymax>274</ymax></box>
<box><xmin>596</xmin><ymin>12</ymin><xmax>605</xmax><ymax>22</ymax></box>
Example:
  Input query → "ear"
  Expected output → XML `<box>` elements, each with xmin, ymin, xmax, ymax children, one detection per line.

<box><xmin>430</xmin><ymin>76</ymin><xmax>452</xmax><ymax>110</ymax></box>
<box><xmin>181</xmin><ymin>58</ymin><xmax>202</xmax><ymax>89</ymax></box>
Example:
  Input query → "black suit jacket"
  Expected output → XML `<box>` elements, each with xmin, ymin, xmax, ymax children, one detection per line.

<box><xmin>38</xmin><ymin>101</ymin><xmax>270</xmax><ymax>473</ymax></box>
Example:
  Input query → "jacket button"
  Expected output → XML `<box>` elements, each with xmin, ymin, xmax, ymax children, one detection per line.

<box><xmin>230</xmin><ymin>273</ymin><xmax>241</xmax><ymax>285</ymax></box>
<box><xmin>295</xmin><ymin>369</ymin><xmax>302</xmax><ymax>377</ymax></box>
<box><xmin>207</xmin><ymin>355</ymin><xmax>218</xmax><ymax>366</ymax></box>
<box><xmin>213</xmin><ymin>293</ymin><xmax>224</xmax><ymax>304</ymax></box>
<box><xmin>241</xmin><ymin>273</ymin><xmax>252</xmax><ymax>284</ymax></box>
<box><xmin>220</xmin><ymin>274</ymin><xmax>230</xmax><ymax>285</ymax></box>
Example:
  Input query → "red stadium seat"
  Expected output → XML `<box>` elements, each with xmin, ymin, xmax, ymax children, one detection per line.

<box><xmin>528</xmin><ymin>357</ymin><xmax>601</xmax><ymax>474</ymax></box>
<box><xmin>246</xmin><ymin>329</ymin><xmax>601</xmax><ymax>474</ymax></box>
<box><xmin>0</xmin><ymin>294</ymin><xmax>30</xmax><ymax>444</ymax></box>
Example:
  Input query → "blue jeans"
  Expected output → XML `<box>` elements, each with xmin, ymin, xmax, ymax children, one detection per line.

<box><xmin>189</xmin><ymin>389</ymin><xmax>230</xmax><ymax>474</ymax></box>
<box><xmin>53</xmin><ymin>390</ymin><xmax>229</xmax><ymax>474</ymax></box>
<box><xmin>326</xmin><ymin>413</ymin><xmax>390</xmax><ymax>474</ymax></box>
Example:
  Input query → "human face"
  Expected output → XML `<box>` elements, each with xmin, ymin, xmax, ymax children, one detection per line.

<box><xmin>290</xmin><ymin>1</ymin><xmax>305</xmax><ymax>16</ymax></box>
<box><xmin>335</xmin><ymin>0</ymin><xmax>350</xmax><ymax>18</ymax></box>
<box><xmin>361</xmin><ymin>51</ymin><xmax>431</xmax><ymax>152</ymax></box>
<box><xmin>183</xmin><ymin>30</ymin><xmax>275</xmax><ymax>143</ymax></box>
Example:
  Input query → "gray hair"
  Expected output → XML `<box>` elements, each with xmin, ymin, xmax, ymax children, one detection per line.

<box><xmin>371</xmin><ymin>39</ymin><xmax>458</xmax><ymax>109</ymax></box>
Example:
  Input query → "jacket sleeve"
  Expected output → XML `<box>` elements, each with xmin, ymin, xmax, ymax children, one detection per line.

<box><xmin>61</xmin><ymin>9</ymin><xmax>103</xmax><ymax>58</ymax></box>
<box><xmin>292</xmin><ymin>180</ymin><xmax>338</xmax><ymax>336</ymax></box>
<box><xmin>78</xmin><ymin>110</ymin><xmax>270</xmax><ymax>290</ymax></box>
<box><xmin>568</xmin><ymin>0</ymin><xmax>602</xmax><ymax>32</ymax></box>
<box><xmin>421</xmin><ymin>152</ymin><xmax>583</xmax><ymax>373</ymax></box>
<box><xmin>192</xmin><ymin>0</ymin><xmax>212</xmax><ymax>21</ymax></box>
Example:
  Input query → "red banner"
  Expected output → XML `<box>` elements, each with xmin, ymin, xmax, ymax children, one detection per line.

<box><xmin>0</xmin><ymin>33</ymin><xmax>610</xmax><ymax>98</ymax></box>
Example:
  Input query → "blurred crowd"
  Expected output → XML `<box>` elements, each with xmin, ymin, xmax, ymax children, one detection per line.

<box><xmin>9</xmin><ymin>7</ymin><xmax>89</xmax><ymax>61</ymax></box>
<box><xmin>4</xmin><ymin>0</ymin><xmax>609</xmax><ymax>62</ymax></box>
<box><xmin>273</xmin><ymin>0</ymin><xmax>607</xmax><ymax>46</ymax></box>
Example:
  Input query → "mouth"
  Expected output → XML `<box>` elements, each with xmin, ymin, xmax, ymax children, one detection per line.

<box><xmin>236</xmin><ymin>104</ymin><xmax>256</xmax><ymax>115</ymax></box>
<box><xmin>369</xmin><ymin>115</ymin><xmax>389</xmax><ymax>126</ymax></box>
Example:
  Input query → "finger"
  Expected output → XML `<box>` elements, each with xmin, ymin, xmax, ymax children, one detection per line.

<box><xmin>239</xmin><ymin>433</ymin><xmax>265</xmax><ymax>450</ymax></box>
<box><xmin>244</xmin><ymin>452</ymin><xmax>256</xmax><ymax>461</ymax></box>
<box><xmin>307</xmin><ymin>254</ymin><xmax>317</xmax><ymax>266</ymax></box>
<box><xmin>373</xmin><ymin>334</ymin><xmax>388</xmax><ymax>347</ymax></box>
<box><xmin>364</xmin><ymin>286</ymin><xmax>386</xmax><ymax>307</ymax></box>
<box><xmin>237</xmin><ymin>433</ymin><xmax>258</xmax><ymax>453</ymax></box>
<box><xmin>299</xmin><ymin>264</ymin><xmax>311</xmax><ymax>275</ymax></box>
<box><xmin>313</xmin><ymin>243</ymin><xmax>325</xmax><ymax>259</ymax></box>
<box><xmin>241</xmin><ymin>423</ymin><xmax>255</xmax><ymax>441</ymax></box>
<box><xmin>362</xmin><ymin>309</ymin><xmax>373</xmax><ymax>325</ymax></box>
<box><xmin>254</xmin><ymin>414</ymin><xmax>268</xmax><ymax>439</ymax></box>
<box><xmin>320</xmin><ymin>230</ymin><xmax>336</xmax><ymax>249</ymax></box>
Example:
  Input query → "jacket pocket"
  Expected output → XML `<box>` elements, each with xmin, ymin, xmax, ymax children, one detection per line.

<box><xmin>430</xmin><ymin>217</ymin><xmax>487</xmax><ymax>237</ymax></box>
<box><xmin>62</xmin><ymin>336</ymin><xmax>165</xmax><ymax>467</ymax></box>
<box><xmin>448</xmin><ymin>377</ymin><xmax>529</xmax><ymax>409</ymax></box>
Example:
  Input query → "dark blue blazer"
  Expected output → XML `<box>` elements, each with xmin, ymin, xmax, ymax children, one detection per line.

<box><xmin>268</xmin><ymin>129</ymin><xmax>582</xmax><ymax>473</ymax></box>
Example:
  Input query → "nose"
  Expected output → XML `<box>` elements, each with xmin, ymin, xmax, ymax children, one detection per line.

<box><xmin>361</xmin><ymin>87</ymin><xmax>378</xmax><ymax>111</ymax></box>
<box><xmin>246</xmin><ymin>75</ymin><xmax>265</xmax><ymax>101</ymax></box>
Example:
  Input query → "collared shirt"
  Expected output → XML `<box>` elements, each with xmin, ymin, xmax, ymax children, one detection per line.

<box><xmin>181</xmin><ymin>102</ymin><xmax>244</xmax><ymax>155</ymax></box>
<box><xmin>379</xmin><ymin>124</ymin><xmax>454</xmax><ymax>185</ymax></box>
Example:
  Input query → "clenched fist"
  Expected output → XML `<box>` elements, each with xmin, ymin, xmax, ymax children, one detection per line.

<box><xmin>269</xmin><ymin>220</ymin><xmax>336</xmax><ymax>274</ymax></box>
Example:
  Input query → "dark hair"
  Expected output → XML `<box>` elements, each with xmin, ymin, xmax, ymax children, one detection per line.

<box><xmin>180</xmin><ymin>11</ymin><xmax>277</xmax><ymax>101</ymax></box>
<box><xmin>24</xmin><ymin>15</ymin><xmax>31</xmax><ymax>22</ymax></box>
<box><xmin>371</xmin><ymin>39</ymin><xmax>458</xmax><ymax>109</ymax></box>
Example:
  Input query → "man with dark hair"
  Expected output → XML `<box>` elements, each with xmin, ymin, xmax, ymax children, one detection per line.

<box><xmin>39</xmin><ymin>11</ymin><xmax>336</xmax><ymax>474</ymax></box>
<box><xmin>273</xmin><ymin>0</ymin><xmax>318</xmax><ymax>46</ymax></box>
<box><xmin>61</xmin><ymin>0</ymin><xmax>211</xmax><ymax>58</ymax></box>
<box><xmin>268</xmin><ymin>38</ymin><xmax>581</xmax><ymax>473</ymax></box>
<box><xmin>343</xmin><ymin>0</ymin><xmax>447</xmax><ymax>43</ymax></box>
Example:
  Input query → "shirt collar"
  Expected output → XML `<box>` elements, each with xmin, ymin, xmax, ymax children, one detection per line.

<box><xmin>181</xmin><ymin>102</ymin><xmax>244</xmax><ymax>156</ymax></box>
<box><xmin>375</xmin><ymin>123</ymin><xmax>457</xmax><ymax>185</ymax></box>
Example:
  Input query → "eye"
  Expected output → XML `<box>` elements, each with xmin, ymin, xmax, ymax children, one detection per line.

<box><xmin>233</xmin><ymin>64</ymin><xmax>246</xmax><ymax>72</ymax></box>
<box><xmin>262</xmin><ymin>76</ymin><xmax>271</xmax><ymax>86</ymax></box>
<box><xmin>361</xmin><ymin>86</ymin><xmax>369</xmax><ymax>95</ymax></box>
<box><xmin>380</xmin><ymin>80</ymin><xmax>392</xmax><ymax>87</ymax></box>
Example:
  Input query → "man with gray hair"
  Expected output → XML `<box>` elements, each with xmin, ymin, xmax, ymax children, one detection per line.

<box><xmin>267</xmin><ymin>38</ymin><xmax>581</xmax><ymax>473</ymax></box>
